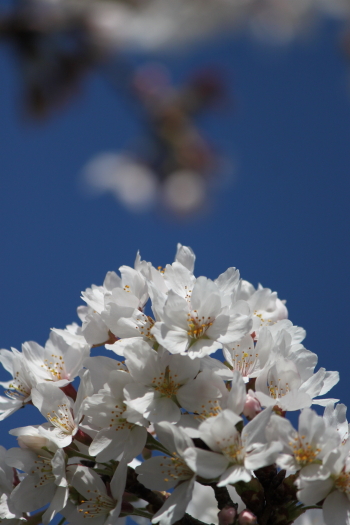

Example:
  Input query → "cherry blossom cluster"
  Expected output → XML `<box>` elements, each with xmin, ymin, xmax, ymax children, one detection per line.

<box><xmin>0</xmin><ymin>244</ymin><xmax>346</xmax><ymax>525</ymax></box>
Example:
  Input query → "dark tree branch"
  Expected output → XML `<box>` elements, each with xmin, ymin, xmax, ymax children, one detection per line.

<box><xmin>210</xmin><ymin>484</ymin><xmax>235</xmax><ymax>510</ymax></box>
<box><xmin>126</xmin><ymin>466</ymin><xmax>165</xmax><ymax>512</ymax></box>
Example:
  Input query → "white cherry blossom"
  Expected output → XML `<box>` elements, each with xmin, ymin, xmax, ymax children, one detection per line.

<box><xmin>323</xmin><ymin>403</ymin><xmax>349</xmax><ymax>444</ymax></box>
<box><xmin>66</xmin><ymin>461</ymin><xmax>128</xmax><ymax>525</ymax></box>
<box><xmin>266</xmin><ymin>408</ymin><xmax>340</xmax><ymax>473</ymax></box>
<box><xmin>0</xmin><ymin>243</ymin><xmax>343</xmax><ymax>524</ymax></box>
<box><xmin>236</xmin><ymin>281</ymin><xmax>288</xmax><ymax>334</ymax></box>
<box><xmin>223</xmin><ymin>334</ymin><xmax>260</xmax><ymax>383</ymax></box>
<box><xmin>29</xmin><ymin>370</ymin><xmax>93</xmax><ymax>448</ymax></box>
<box><xmin>80</xmin><ymin>254</ymin><xmax>149</xmax><ymax>346</ymax></box>
<box><xmin>83</xmin><ymin>356</ymin><xmax>127</xmax><ymax>392</ymax></box>
<box><xmin>83</xmin><ymin>369</ymin><xmax>148</xmax><ymax>462</ymax></box>
<box><xmin>255</xmin><ymin>356</ymin><xmax>339</xmax><ymax>411</ymax></box>
<box><xmin>123</xmin><ymin>341</ymin><xmax>200</xmax><ymax>423</ymax></box>
<box><xmin>152</xmin><ymin>277</ymin><xmax>252</xmax><ymax>359</ymax></box>
<box><xmin>6</xmin><ymin>435</ymin><xmax>68</xmax><ymax>525</ymax></box>
<box><xmin>296</xmin><ymin>441</ymin><xmax>350</xmax><ymax>525</ymax></box>
<box><xmin>102</xmin><ymin>245</ymin><xmax>196</xmax><ymax>347</ymax></box>
<box><xmin>22</xmin><ymin>332</ymin><xmax>90</xmax><ymax>387</ymax></box>
<box><xmin>0</xmin><ymin>446</ymin><xmax>24</xmax><ymax>524</ymax></box>
<box><xmin>253</xmin><ymin>329</ymin><xmax>339</xmax><ymax>411</ymax></box>
<box><xmin>0</xmin><ymin>347</ymin><xmax>36</xmax><ymax>420</ymax></box>
<box><xmin>193</xmin><ymin>407</ymin><xmax>282</xmax><ymax>486</ymax></box>
<box><xmin>137</xmin><ymin>422</ymin><xmax>224</xmax><ymax>525</ymax></box>
<box><xmin>177</xmin><ymin>369</ymin><xmax>229</xmax><ymax>430</ymax></box>
<box><xmin>52</xmin><ymin>322</ymin><xmax>92</xmax><ymax>350</ymax></box>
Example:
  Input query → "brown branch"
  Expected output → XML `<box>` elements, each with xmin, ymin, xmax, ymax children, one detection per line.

<box><xmin>175</xmin><ymin>514</ymin><xmax>214</xmax><ymax>525</ymax></box>
<box><xmin>126</xmin><ymin>466</ymin><xmax>165</xmax><ymax>513</ymax></box>
<box><xmin>209</xmin><ymin>484</ymin><xmax>235</xmax><ymax>510</ymax></box>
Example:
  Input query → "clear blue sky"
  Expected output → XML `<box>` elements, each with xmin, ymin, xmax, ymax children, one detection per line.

<box><xmin>0</xmin><ymin>19</ymin><xmax>349</xmax><ymax>447</ymax></box>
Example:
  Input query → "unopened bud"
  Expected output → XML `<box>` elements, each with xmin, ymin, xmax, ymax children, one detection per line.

<box><xmin>238</xmin><ymin>509</ymin><xmax>257</xmax><ymax>524</ymax></box>
<box><xmin>218</xmin><ymin>505</ymin><xmax>237</xmax><ymax>525</ymax></box>
<box><xmin>243</xmin><ymin>391</ymin><xmax>261</xmax><ymax>420</ymax></box>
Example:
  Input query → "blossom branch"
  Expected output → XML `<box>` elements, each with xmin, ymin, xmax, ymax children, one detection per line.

<box><xmin>126</xmin><ymin>466</ymin><xmax>166</xmax><ymax>512</ymax></box>
<box><xmin>209</xmin><ymin>484</ymin><xmax>236</xmax><ymax>510</ymax></box>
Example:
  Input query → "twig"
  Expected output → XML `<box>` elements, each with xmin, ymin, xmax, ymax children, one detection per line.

<box><xmin>210</xmin><ymin>484</ymin><xmax>235</xmax><ymax>510</ymax></box>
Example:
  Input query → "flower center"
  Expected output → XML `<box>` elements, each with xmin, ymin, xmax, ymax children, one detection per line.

<box><xmin>187</xmin><ymin>311</ymin><xmax>213</xmax><ymax>339</ymax></box>
<box><xmin>253</xmin><ymin>311</ymin><xmax>273</xmax><ymax>327</ymax></box>
<box><xmin>6</xmin><ymin>371</ymin><xmax>31</xmax><ymax>401</ymax></box>
<box><xmin>289</xmin><ymin>435</ymin><xmax>321</xmax><ymax>466</ymax></box>
<box><xmin>46</xmin><ymin>403</ymin><xmax>76</xmax><ymax>435</ymax></box>
<box><xmin>135</xmin><ymin>315</ymin><xmax>155</xmax><ymax>340</ymax></box>
<box><xmin>220</xmin><ymin>436</ymin><xmax>244</xmax><ymax>464</ymax></box>
<box><xmin>31</xmin><ymin>456</ymin><xmax>55</xmax><ymax>488</ymax></box>
<box><xmin>151</xmin><ymin>368</ymin><xmax>179</xmax><ymax>398</ymax></box>
<box><xmin>266</xmin><ymin>361</ymin><xmax>301</xmax><ymax>401</ymax></box>
<box><xmin>109</xmin><ymin>403</ymin><xmax>133</xmax><ymax>431</ymax></box>
<box><xmin>78</xmin><ymin>490</ymin><xmax>115</xmax><ymax>518</ymax></box>
<box><xmin>229</xmin><ymin>343</ymin><xmax>258</xmax><ymax>378</ymax></box>
<box><xmin>335</xmin><ymin>471</ymin><xmax>350</xmax><ymax>494</ymax></box>
<box><xmin>159</xmin><ymin>453</ymin><xmax>193</xmax><ymax>483</ymax></box>
<box><xmin>41</xmin><ymin>353</ymin><xmax>65</xmax><ymax>380</ymax></box>
<box><xmin>268</xmin><ymin>379</ymin><xmax>291</xmax><ymax>399</ymax></box>
<box><xmin>196</xmin><ymin>399</ymin><xmax>222</xmax><ymax>420</ymax></box>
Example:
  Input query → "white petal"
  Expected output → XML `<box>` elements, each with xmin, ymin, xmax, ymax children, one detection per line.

<box><xmin>152</xmin><ymin>324</ymin><xmax>189</xmax><ymax>355</ymax></box>
<box><xmin>152</xmin><ymin>478</ymin><xmax>195</xmax><ymax>525</ymax></box>
<box><xmin>218</xmin><ymin>465</ymin><xmax>251</xmax><ymax>486</ymax></box>
<box><xmin>186</xmin><ymin>339</ymin><xmax>221</xmax><ymax>359</ymax></box>
<box><xmin>279</xmin><ymin>390</ymin><xmax>312</xmax><ymax>411</ymax></box>
<box><xmin>227</xmin><ymin>371</ymin><xmax>247</xmax><ymax>415</ymax></box>
<box><xmin>10</xmin><ymin>476</ymin><xmax>56</xmax><ymax>513</ymax></box>
<box><xmin>155</xmin><ymin>422</ymin><xmax>194</xmax><ymax>457</ymax></box>
<box><xmin>244</xmin><ymin>441</ymin><xmax>283</xmax><ymax>470</ymax></box>
<box><xmin>124</xmin><ymin>343</ymin><xmax>164</xmax><ymax>385</ymax></box>
<box><xmin>67</xmin><ymin>465</ymin><xmax>107</xmax><ymax>499</ymax></box>
<box><xmin>110</xmin><ymin>460</ymin><xmax>128</xmax><ymax>501</ymax></box>
<box><xmin>122</xmin><ymin>426</ymin><xmax>147</xmax><ymax>462</ymax></box>
<box><xmin>52</xmin><ymin>449</ymin><xmax>68</xmax><ymax>487</ymax></box>
<box><xmin>83</xmin><ymin>356</ymin><xmax>127</xmax><ymax>391</ymax></box>
<box><xmin>146</xmin><ymin>397</ymin><xmax>181</xmax><ymax>424</ymax></box>
<box><xmin>182</xmin><ymin>448</ymin><xmax>228</xmax><ymax>479</ymax></box>
<box><xmin>168</xmin><ymin>354</ymin><xmax>200</xmax><ymax>385</ymax></box>
<box><xmin>297</xmin><ymin>477</ymin><xmax>334</xmax><ymax>506</ymax></box>
<box><xmin>242</xmin><ymin>407</ymin><xmax>273</xmax><ymax>447</ymax></box>
<box><xmin>175</xmin><ymin>244</ymin><xmax>195</xmax><ymax>273</ymax></box>
<box><xmin>89</xmin><ymin>427</ymin><xmax>130</xmax><ymax>462</ymax></box>
<box><xmin>318</xmin><ymin>371</ymin><xmax>340</xmax><ymax>396</ymax></box>
<box><xmin>123</xmin><ymin>383</ymin><xmax>155</xmax><ymax>415</ymax></box>
<box><xmin>323</xmin><ymin>491</ymin><xmax>350</xmax><ymax>525</ymax></box>
<box><xmin>42</xmin><ymin>486</ymin><xmax>68</xmax><ymax>525</ymax></box>
<box><xmin>136</xmin><ymin>456</ymin><xmax>182</xmax><ymax>491</ymax></box>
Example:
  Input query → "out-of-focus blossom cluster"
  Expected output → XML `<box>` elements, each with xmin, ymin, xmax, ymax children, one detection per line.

<box><xmin>2</xmin><ymin>0</ymin><xmax>350</xmax><ymax>216</ymax></box>
<box><xmin>83</xmin><ymin>65</ymin><xmax>223</xmax><ymax>215</ymax></box>
<box><xmin>0</xmin><ymin>244</ymin><xmax>347</xmax><ymax>525</ymax></box>
<box><xmin>2</xmin><ymin>0</ymin><xmax>349</xmax><ymax>115</ymax></box>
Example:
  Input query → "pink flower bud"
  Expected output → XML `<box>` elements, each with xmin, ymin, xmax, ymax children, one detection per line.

<box><xmin>238</xmin><ymin>509</ymin><xmax>257</xmax><ymax>524</ymax></box>
<box><xmin>218</xmin><ymin>505</ymin><xmax>238</xmax><ymax>525</ymax></box>
<box><xmin>243</xmin><ymin>390</ymin><xmax>261</xmax><ymax>420</ymax></box>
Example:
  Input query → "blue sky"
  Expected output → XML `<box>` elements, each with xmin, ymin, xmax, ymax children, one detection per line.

<box><xmin>0</xmin><ymin>19</ymin><xmax>349</xmax><ymax>448</ymax></box>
